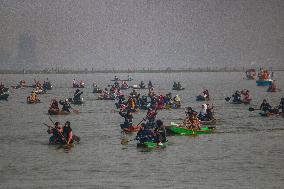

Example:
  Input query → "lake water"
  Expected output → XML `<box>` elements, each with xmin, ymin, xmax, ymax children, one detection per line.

<box><xmin>0</xmin><ymin>72</ymin><xmax>284</xmax><ymax>189</ymax></box>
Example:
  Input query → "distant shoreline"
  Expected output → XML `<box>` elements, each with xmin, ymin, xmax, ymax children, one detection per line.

<box><xmin>0</xmin><ymin>68</ymin><xmax>283</xmax><ymax>74</ymax></box>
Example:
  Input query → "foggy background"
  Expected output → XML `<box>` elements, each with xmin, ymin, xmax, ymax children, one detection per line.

<box><xmin>0</xmin><ymin>0</ymin><xmax>283</xmax><ymax>71</ymax></box>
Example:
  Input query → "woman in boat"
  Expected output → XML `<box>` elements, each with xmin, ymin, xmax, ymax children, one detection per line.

<box><xmin>47</xmin><ymin>122</ymin><xmax>64</xmax><ymax>144</ymax></box>
<box><xmin>205</xmin><ymin>107</ymin><xmax>214</xmax><ymax>121</ymax></box>
<box><xmin>203</xmin><ymin>89</ymin><xmax>210</xmax><ymax>100</ymax></box>
<box><xmin>59</xmin><ymin>99</ymin><xmax>72</xmax><ymax>112</ymax></box>
<box><xmin>136</xmin><ymin>123</ymin><xmax>155</xmax><ymax>143</ymax></box>
<box><xmin>139</xmin><ymin>81</ymin><xmax>145</xmax><ymax>89</ymax></box>
<box><xmin>198</xmin><ymin>104</ymin><xmax>207</xmax><ymax>121</ymax></box>
<box><xmin>49</xmin><ymin>99</ymin><xmax>60</xmax><ymax>112</ymax></box>
<box><xmin>145</xmin><ymin>108</ymin><xmax>157</xmax><ymax>127</ymax></box>
<box><xmin>232</xmin><ymin>91</ymin><xmax>242</xmax><ymax>103</ymax></box>
<box><xmin>191</xmin><ymin>112</ymin><xmax>201</xmax><ymax>130</ymax></box>
<box><xmin>185</xmin><ymin>107</ymin><xmax>196</xmax><ymax>117</ymax></box>
<box><xmin>119</xmin><ymin>110</ymin><xmax>133</xmax><ymax>129</ymax></box>
<box><xmin>62</xmin><ymin>121</ymin><xmax>73</xmax><ymax>145</ymax></box>
<box><xmin>153</xmin><ymin>120</ymin><xmax>167</xmax><ymax>145</ymax></box>
<box><xmin>241</xmin><ymin>90</ymin><xmax>252</xmax><ymax>104</ymax></box>
<box><xmin>173</xmin><ymin>95</ymin><xmax>181</xmax><ymax>108</ymax></box>
<box><xmin>260</xmin><ymin>99</ymin><xmax>272</xmax><ymax>113</ymax></box>
<box><xmin>74</xmin><ymin>89</ymin><xmax>83</xmax><ymax>102</ymax></box>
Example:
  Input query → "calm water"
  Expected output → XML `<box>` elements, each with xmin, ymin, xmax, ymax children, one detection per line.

<box><xmin>0</xmin><ymin>72</ymin><xmax>284</xmax><ymax>189</ymax></box>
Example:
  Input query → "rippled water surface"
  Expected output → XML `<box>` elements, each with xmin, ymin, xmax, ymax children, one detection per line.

<box><xmin>0</xmin><ymin>72</ymin><xmax>284</xmax><ymax>189</ymax></box>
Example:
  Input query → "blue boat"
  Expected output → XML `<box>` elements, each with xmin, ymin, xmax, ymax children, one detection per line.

<box><xmin>256</xmin><ymin>79</ymin><xmax>273</xmax><ymax>86</ymax></box>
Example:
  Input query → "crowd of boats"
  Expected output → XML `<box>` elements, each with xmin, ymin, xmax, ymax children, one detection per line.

<box><xmin>0</xmin><ymin>69</ymin><xmax>283</xmax><ymax>149</ymax></box>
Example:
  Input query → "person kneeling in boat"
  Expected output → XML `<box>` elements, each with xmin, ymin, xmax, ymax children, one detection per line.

<box><xmin>50</xmin><ymin>99</ymin><xmax>59</xmax><ymax>112</ymax></box>
<box><xmin>119</xmin><ymin>110</ymin><xmax>133</xmax><ymax>129</ymax></box>
<box><xmin>198</xmin><ymin>104</ymin><xmax>208</xmax><ymax>121</ymax></box>
<box><xmin>241</xmin><ymin>90</ymin><xmax>252</xmax><ymax>104</ymax></box>
<box><xmin>260</xmin><ymin>99</ymin><xmax>272</xmax><ymax>114</ymax></box>
<box><xmin>173</xmin><ymin>95</ymin><xmax>181</xmax><ymax>108</ymax></box>
<box><xmin>184</xmin><ymin>112</ymin><xmax>201</xmax><ymax>130</ymax></box>
<box><xmin>203</xmin><ymin>89</ymin><xmax>210</xmax><ymax>100</ymax></box>
<box><xmin>74</xmin><ymin>89</ymin><xmax>83</xmax><ymax>102</ymax></box>
<box><xmin>62</xmin><ymin>121</ymin><xmax>73</xmax><ymax>145</ymax></box>
<box><xmin>59</xmin><ymin>99</ymin><xmax>72</xmax><ymax>112</ymax></box>
<box><xmin>47</xmin><ymin>122</ymin><xmax>64</xmax><ymax>144</ymax></box>
<box><xmin>136</xmin><ymin>123</ymin><xmax>155</xmax><ymax>143</ymax></box>
<box><xmin>153</xmin><ymin>120</ymin><xmax>167</xmax><ymax>144</ymax></box>
<box><xmin>145</xmin><ymin>108</ymin><xmax>157</xmax><ymax>127</ymax></box>
<box><xmin>232</xmin><ymin>91</ymin><xmax>242</xmax><ymax>103</ymax></box>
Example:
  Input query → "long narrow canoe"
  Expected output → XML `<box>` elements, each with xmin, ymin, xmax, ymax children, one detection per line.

<box><xmin>168</xmin><ymin>126</ymin><xmax>215</xmax><ymax>136</ymax></box>
<box><xmin>48</xmin><ymin>109</ymin><xmax>71</xmax><ymax>115</ymax></box>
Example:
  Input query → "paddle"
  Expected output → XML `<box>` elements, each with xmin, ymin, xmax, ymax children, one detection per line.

<box><xmin>248</xmin><ymin>107</ymin><xmax>261</xmax><ymax>111</ymax></box>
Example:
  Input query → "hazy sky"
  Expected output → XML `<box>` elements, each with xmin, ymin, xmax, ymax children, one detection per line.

<box><xmin>0</xmin><ymin>0</ymin><xmax>283</xmax><ymax>70</ymax></box>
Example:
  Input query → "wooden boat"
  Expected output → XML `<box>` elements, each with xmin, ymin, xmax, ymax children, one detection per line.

<box><xmin>48</xmin><ymin>109</ymin><xmax>71</xmax><ymax>115</ymax></box>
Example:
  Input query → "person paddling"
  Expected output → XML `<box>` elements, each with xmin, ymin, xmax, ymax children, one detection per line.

<box><xmin>119</xmin><ymin>110</ymin><xmax>133</xmax><ymax>129</ymax></box>
<box><xmin>62</xmin><ymin>121</ymin><xmax>73</xmax><ymax>145</ymax></box>
<box><xmin>198</xmin><ymin>104</ymin><xmax>208</xmax><ymax>121</ymax></box>
<box><xmin>59</xmin><ymin>99</ymin><xmax>72</xmax><ymax>112</ymax></box>
<box><xmin>153</xmin><ymin>120</ymin><xmax>167</xmax><ymax>145</ymax></box>
<box><xmin>74</xmin><ymin>89</ymin><xmax>83</xmax><ymax>102</ymax></box>
<box><xmin>232</xmin><ymin>90</ymin><xmax>242</xmax><ymax>103</ymax></box>
<box><xmin>260</xmin><ymin>99</ymin><xmax>272</xmax><ymax>114</ymax></box>
<box><xmin>50</xmin><ymin>99</ymin><xmax>59</xmax><ymax>112</ymax></box>
<box><xmin>145</xmin><ymin>108</ymin><xmax>157</xmax><ymax>127</ymax></box>
<box><xmin>47</xmin><ymin>122</ymin><xmax>64</xmax><ymax>144</ymax></box>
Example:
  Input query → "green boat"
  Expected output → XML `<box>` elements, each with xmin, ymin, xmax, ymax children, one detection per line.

<box><xmin>137</xmin><ymin>141</ymin><xmax>167</xmax><ymax>149</ymax></box>
<box><xmin>168</xmin><ymin>126</ymin><xmax>215</xmax><ymax>136</ymax></box>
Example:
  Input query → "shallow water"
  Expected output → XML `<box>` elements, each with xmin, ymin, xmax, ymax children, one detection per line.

<box><xmin>0</xmin><ymin>72</ymin><xmax>284</xmax><ymax>188</ymax></box>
